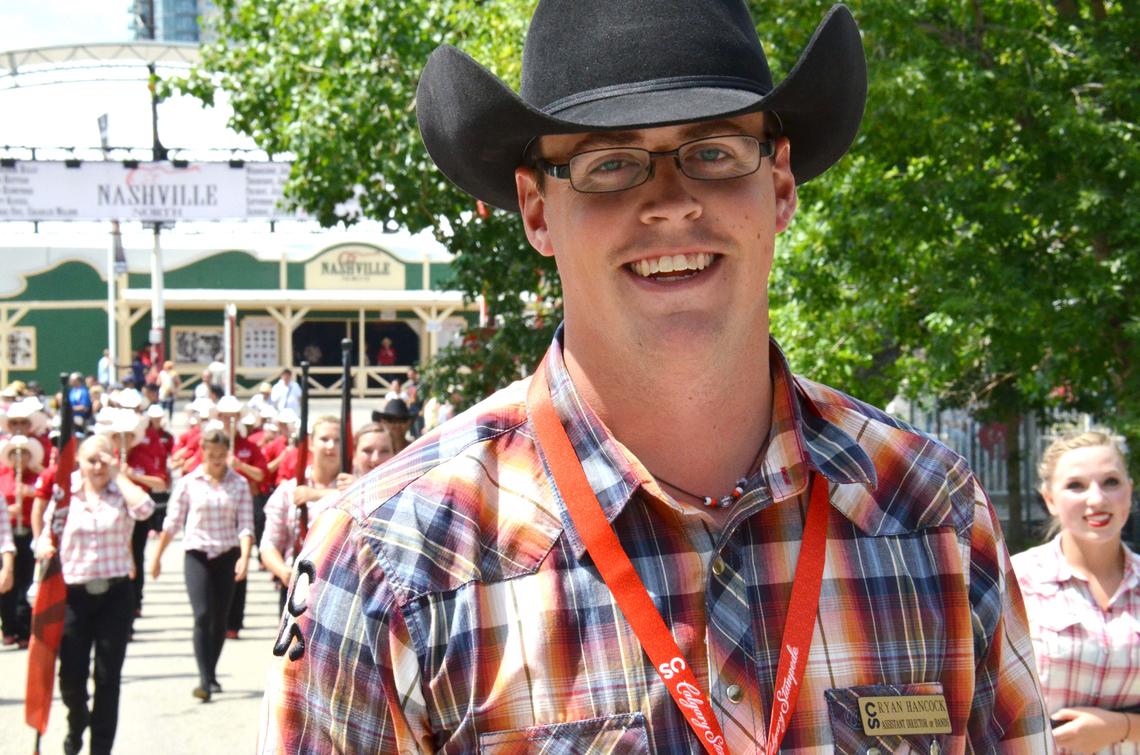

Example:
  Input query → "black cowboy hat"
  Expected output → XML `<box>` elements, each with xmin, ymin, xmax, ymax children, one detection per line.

<box><xmin>373</xmin><ymin>399</ymin><xmax>413</xmax><ymax>424</ymax></box>
<box><xmin>417</xmin><ymin>1</ymin><xmax>866</xmax><ymax>211</ymax></box>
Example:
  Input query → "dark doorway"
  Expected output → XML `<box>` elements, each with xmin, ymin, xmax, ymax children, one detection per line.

<box><xmin>364</xmin><ymin>321</ymin><xmax>420</xmax><ymax>369</ymax></box>
<box><xmin>291</xmin><ymin>320</ymin><xmax>356</xmax><ymax>389</ymax></box>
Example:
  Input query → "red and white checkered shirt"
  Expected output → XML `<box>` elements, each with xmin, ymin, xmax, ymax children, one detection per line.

<box><xmin>40</xmin><ymin>479</ymin><xmax>155</xmax><ymax>585</ymax></box>
<box><xmin>259</xmin><ymin>475</ymin><xmax>338</xmax><ymax>565</ymax></box>
<box><xmin>163</xmin><ymin>466</ymin><xmax>254</xmax><ymax>558</ymax></box>
<box><xmin>1013</xmin><ymin>536</ymin><xmax>1140</xmax><ymax>753</ymax></box>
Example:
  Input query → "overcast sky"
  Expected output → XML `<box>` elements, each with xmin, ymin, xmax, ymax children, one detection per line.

<box><xmin>0</xmin><ymin>3</ymin><xmax>254</xmax><ymax>154</ymax></box>
<box><xmin>0</xmin><ymin>2</ymin><xmax>135</xmax><ymax>51</ymax></box>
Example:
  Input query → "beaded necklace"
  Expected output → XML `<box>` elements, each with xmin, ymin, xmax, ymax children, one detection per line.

<box><xmin>653</xmin><ymin>443</ymin><xmax>767</xmax><ymax>509</ymax></box>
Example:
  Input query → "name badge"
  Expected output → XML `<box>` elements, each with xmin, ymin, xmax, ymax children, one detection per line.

<box><xmin>857</xmin><ymin>694</ymin><xmax>952</xmax><ymax>736</ymax></box>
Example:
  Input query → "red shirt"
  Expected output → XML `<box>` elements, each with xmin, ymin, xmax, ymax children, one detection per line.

<box><xmin>147</xmin><ymin>426</ymin><xmax>173</xmax><ymax>459</ymax></box>
<box><xmin>173</xmin><ymin>425</ymin><xmax>201</xmax><ymax>455</ymax></box>
<box><xmin>127</xmin><ymin>442</ymin><xmax>170</xmax><ymax>492</ymax></box>
<box><xmin>275</xmin><ymin>445</ymin><xmax>299</xmax><ymax>487</ymax></box>
<box><xmin>186</xmin><ymin>435</ymin><xmax>269</xmax><ymax>495</ymax></box>
<box><xmin>263</xmin><ymin>435</ymin><xmax>287</xmax><ymax>464</ymax></box>
<box><xmin>34</xmin><ymin>464</ymin><xmax>56</xmax><ymax>501</ymax></box>
<box><xmin>0</xmin><ymin>465</ymin><xmax>39</xmax><ymax>526</ymax></box>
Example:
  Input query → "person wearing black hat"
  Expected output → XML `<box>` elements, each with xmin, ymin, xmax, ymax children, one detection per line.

<box><xmin>371</xmin><ymin>398</ymin><xmax>414</xmax><ymax>456</ymax></box>
<box><xmin>261</xmin><ymin>3</ymin><xmax>1052</xmax><ymax>752</ymax></box>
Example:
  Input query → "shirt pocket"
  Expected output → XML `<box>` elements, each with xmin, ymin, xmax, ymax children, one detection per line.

<box><xmin>1035</xmin><ymin>609</ymin><xmax>1095</xmax><ymax>687</ymax></box>
<box><xmin>825</xmin><ymin>682</ymin><xmax>950</xmax><ymax>755</ymax></box>
<box><xmin>477</xmin><ymin>712</ymin><xmax>648</xmax><ymax>755</ymax></box>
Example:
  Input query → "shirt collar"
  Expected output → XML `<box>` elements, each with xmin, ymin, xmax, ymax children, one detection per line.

<box><xmin>537</xmin><ymin>326</ymin><xmax>877</xmax><ymax>560</ymax></box>
<box><xmin>1039</xmin><ymin>534</ymin><xmax>1140</xmax><ymax>590</ymax></box>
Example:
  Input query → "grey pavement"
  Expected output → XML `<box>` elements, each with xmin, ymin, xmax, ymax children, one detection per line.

<box><xmin>0</xmin><ymin>536</ymin><xmax>284</xmax><ymax>755</ymax></box>
<box><xmin>0</xmin><ymin>396</ymin><xmax>393</xmax><ymax>755</ymax></box>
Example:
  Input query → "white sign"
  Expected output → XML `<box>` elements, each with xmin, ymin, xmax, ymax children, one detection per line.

<box><xmin>241</xmin><ymin>317</ymin><xmax>280</xmax><ymax>368</ymax></box>
<box><xmin>0</xmin><ymin>160</ymin><xmax>297</xmax><ymax>222</ymax></box>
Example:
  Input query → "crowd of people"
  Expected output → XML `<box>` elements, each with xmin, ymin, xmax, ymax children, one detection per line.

<box><xmin>0</xmin><ymin>368</ymin><xmax>405</xmax><ymax>754</ymax></box>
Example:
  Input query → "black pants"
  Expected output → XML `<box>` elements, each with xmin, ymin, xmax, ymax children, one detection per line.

<box><xmin>184</xmin><ymin>548</ymin><xmax>238</xmax><ymax>689</ymax></box>
<box><xmin>228</xmin><ymin>494</ymin><xmax>267</xmax><ymax>633</ymax></box>
<box><xmin>58</xmin><ymin>578</ymin><xmax>133</xmax><ymax>755</ymax></box>
<box><xmin>0</xmin><ymin>530</ymin><xmax>34</xmax><ymax>641</ymax></box>
<box><xmin>129</xmin><ymin>493</ymin><xmax>168</xmax><ymax>626</ymax></box>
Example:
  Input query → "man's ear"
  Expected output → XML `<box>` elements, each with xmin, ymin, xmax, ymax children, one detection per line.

<box><xmin>516</xmin><ymin>167</ymin><xmax>555</xmax><ymax>257</ymax></box>
<box><xmin>771</xmin><ymin>137</ymin><xmax>797</xmax><ymax>233</ymax></box>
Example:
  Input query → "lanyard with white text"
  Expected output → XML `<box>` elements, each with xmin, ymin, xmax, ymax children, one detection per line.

<box><xmin>528</xmin><ymin>361</ymin><xmax>829</xmax><ymax>755</ymax></box>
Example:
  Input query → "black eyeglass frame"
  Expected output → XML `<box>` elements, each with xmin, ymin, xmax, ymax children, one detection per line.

<box><xmin>535</xmin><ymin>135</ymin><xmax>776</xmax><ymax>194</ymax></box>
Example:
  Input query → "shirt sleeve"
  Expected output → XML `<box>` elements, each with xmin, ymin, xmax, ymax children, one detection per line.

<box><xmin>965</xmin><ymin>478</ymin><xmax>1056</xmax><ymax>753</ymax></box>
<box><xmin>127</xmin><ymin>491</ymin><xmax>156</xmax><ymax>522</ymax></box>
<box><xmin>258</xmin><ymin>508</ymin><xmax>430</xmax><ymax>753</ymax></box>
<box><xmin>33</xmin><ymin>467</ymin><xmax>55</xmax><ymax>500</ymax></box>
<box><xmin>163</xmin><ymin>476</ymin><xmax>190</xmax><ymax>537</ymax></box>
<box><xmin>260</xmin><ymin>482</ymin><xmax>291</xmax><ymax>556</ymax></box>
<box><xmin>235</xmin><ymin>472</ymin><xmax>255</xmax><ymax>542</ymax></box>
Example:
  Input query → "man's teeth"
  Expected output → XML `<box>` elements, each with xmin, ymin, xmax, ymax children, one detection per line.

<box><xmin>631</xmin><ymin>253</ymin><xmax>714</xmax><ymax>278</ymax></box>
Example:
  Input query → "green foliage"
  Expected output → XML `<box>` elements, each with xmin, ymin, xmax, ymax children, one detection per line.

<box><xmin>175</xmin><ymin>0</ymin><xmax>1140</xmax><ymax>462</ymax></box>
<box><xmin>764</xmin><ymin>0</ymin><xmax>1139</xmax><ymax>451</ymax></box>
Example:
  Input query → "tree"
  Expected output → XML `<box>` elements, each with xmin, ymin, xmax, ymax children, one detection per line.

<box><xmin>763</xmin><ymin>0</ymin><xmax>1139</xmax><ymax>545</ymax></box>
<box><xmin>177</xmin><ymin>1</ymin><xmax>1139</xmax><ymax>533</ymax></box>
<box><xmin>171</xmin><ymin>0</ymin><xmax>556</xmax><ymax>409</ymax></box>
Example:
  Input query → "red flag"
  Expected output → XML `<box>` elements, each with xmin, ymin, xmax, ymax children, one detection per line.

<box><xmin>26</xmin><ymin>376</ymin><xmax>76</xmax><ymax>738</ymax></box>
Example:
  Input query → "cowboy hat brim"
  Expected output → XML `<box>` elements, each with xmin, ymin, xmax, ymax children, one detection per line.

<box><xmin>0</xmin><ymin>435</ymin><xmax>45</xmax><ymax>470</ymax></box>
<box><xmin>417</xmin><ymin>5</ymin><xmax>866</xmax><ymax>211</ymax></box>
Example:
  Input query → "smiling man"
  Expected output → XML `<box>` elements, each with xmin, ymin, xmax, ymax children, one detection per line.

<box><xmin>260</xmin><ymin>2</ymin><xmax>1053</xmax><ymax>753</ymax></box>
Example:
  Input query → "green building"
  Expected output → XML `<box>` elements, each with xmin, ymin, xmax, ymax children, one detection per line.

<box><xmin>0</xmin><ymin>222</ymin><xmax>478</xmax><ymax>398</ymax></box>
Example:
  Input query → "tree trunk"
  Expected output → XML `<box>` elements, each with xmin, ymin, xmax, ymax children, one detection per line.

<box><xmin>1004</xmin><ymin>419</ymin><xmax>1025</xmax><ymax>551</ymax></box>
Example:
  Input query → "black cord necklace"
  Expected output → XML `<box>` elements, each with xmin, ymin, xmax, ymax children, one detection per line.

<box><xmin>653</xmin><ymin>443</ymin><xmax>767</xmax><ymax>509</ymax></box>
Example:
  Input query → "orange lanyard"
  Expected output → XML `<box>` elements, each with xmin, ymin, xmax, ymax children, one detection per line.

<box><xmin>528</xmin><ymin>363</ymin><xmax>828</xmax><ymax>755</ymax></box>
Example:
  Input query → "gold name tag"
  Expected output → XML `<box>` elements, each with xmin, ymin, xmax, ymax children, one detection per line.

<box><xmin>857</xmin><ymin>694</ymin><xmax>952</xmax><ymax>736</ymax></box>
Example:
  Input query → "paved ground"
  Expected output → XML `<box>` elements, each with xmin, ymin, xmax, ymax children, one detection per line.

<box><xmin>0</xmin><ymin>536</ymin><xmax>284</xmax><ymax>755</ymax></box>
<box><xmin>0</xmin><ymin>397</ymin><xmax>402</xmax><ymax>754</ymax></box>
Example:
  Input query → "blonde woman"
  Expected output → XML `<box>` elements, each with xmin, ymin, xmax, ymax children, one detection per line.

<box><xmin>36</xmin><ymin>434</ymin><xmax>155</xmax><ymax>755</ymax></box>
<box><xmin>1012</xmin><ymin>430</ymin><xmax>1138</xmax><ymax>753</ymax></box>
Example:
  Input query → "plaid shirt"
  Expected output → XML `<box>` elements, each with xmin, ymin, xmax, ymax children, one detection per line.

<box><xmin>1013</xmin><ymin>537</ymin><xmax>1140</xmax><ymax>754</ymax></box>
<box><xmin>261</xmin><ymin>330</ymin><xmax>1053</xmax><ymax>754</ymax></box>
<box><xmin>260</xmin><ymin>475</ymin><xmax>339</xmax><ymax>564</ymax></box>
<box><xmin>163</xmin><ymin>466</ymin><xmax>254</xmax><ymax>558</ymax></box>
<box><xmin>41</xmin><ymin>479</ymin><xmax>154</xmax><ymax>585</ymax></box>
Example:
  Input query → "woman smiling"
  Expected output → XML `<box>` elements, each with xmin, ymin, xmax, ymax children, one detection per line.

<box><xmin>36</xmin><ymin>433</ymin><xmax>155</xmax><ymax>755</ymax></box>
<box><xmin>1013</xmin><ymin>430</ymin><xmax>1138</xmax><ymax>754</ymax></box>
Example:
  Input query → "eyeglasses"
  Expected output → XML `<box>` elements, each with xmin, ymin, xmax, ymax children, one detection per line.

<box><xmin>536</xmin><ymin>134</ymin><xmax>774</xmax><ymax>194</ymax></box>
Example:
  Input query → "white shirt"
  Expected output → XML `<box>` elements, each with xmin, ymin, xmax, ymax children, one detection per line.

<box><xmin>270</xmin><ymin>378</ymin><xmax>302</xmax><ymax>414</ymax></box>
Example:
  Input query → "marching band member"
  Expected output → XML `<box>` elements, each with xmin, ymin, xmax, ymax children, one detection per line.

<box><xmin>0</xmin><ymin>433</ymin><xmax>42</xmax><ymax>648</ymax></box>
<box><xmin>260</xmin><ymin>416</ymin><xmax>345</xmax><ymax>611</ymax></box>
<box><xmin>37</xmin><ymin>433</ymin><xmax>155</xmax><ymax>755</ymax></box>
<box><xmin>150</xmin><ymin>426</ymin><xmax>253</xmax><ymax>702</ymax></box>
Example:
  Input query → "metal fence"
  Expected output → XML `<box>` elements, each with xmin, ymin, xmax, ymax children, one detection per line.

<box><xmin>887</xmin><ymin>398</ymin><xmax>1131</xmax><ymax>544</ymax></box>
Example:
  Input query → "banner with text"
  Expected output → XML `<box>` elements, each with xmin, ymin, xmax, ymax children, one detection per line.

<box><xmin>0</xmin><ymin>160</ymin><xmax>298</xmax><ymax>222</ymax></box>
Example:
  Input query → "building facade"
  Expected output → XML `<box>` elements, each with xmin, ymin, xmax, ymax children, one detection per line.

<box><xmin>0</xmin><ymin>224</ymin><xmax>477</xmax><ymax>398</ymax></box>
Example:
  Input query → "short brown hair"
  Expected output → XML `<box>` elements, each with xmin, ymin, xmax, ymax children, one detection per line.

<box><xmin>201</xmin><ymin>428</ymin><xmax>229</xmax><ymax>448</ymax></box>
